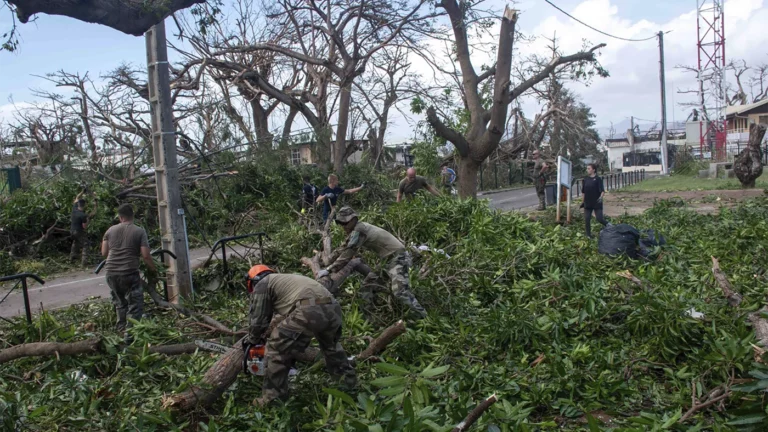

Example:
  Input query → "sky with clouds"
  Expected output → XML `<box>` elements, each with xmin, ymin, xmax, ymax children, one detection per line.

<box><xmin>1</xmin><ymin>0</ymin><xmax>767</xmax><ymax>143</ymax></box>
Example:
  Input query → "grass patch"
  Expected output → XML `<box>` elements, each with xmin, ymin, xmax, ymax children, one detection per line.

<box><xmin>619</xmin><ymin>172</ymin><xmax>768</xmax><ymax>192</ymax></box>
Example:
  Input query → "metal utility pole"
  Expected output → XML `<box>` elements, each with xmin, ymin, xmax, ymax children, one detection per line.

<box><xmin>658</xmin><ymin>31</ymin><xmax>669</xmax><ymax>174</ymax></box>
<box><xmin>146</xmin><ymin>20</ymin><xmax>192</xmax><ymax>302</ymax></box>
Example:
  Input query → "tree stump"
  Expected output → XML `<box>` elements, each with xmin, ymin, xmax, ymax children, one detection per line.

<box><xmin>734</xmin><ymin>123</ymin><xmax>766</xmax><ymax>188</ymax></box>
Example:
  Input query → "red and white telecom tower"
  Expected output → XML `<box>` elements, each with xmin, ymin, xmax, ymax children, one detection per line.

<box><xmin>696</xmin><ymin>0</ymin><xmax>727</xmax><ymax>161</ymax></box>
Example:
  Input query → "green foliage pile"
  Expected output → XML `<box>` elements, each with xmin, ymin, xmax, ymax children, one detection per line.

<box><xmin>2</xmin><ymin>193</ymin><xmax>768</xmax><ymax>430</ymax></box>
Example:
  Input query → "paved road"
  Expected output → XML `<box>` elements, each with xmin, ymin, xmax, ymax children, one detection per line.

<box><xmin>484</xmin><ymin>186</ymin><xmax>540</xmax><ymax>211</ymax></box>
<box><xmin>0</xmin><ymin>245</ymin><xmax>250</xmax><ymax>318</ymax></box>
<box><xmin>0</xmin><ymin>189</ymin><xmax>541</xmax><ymax>319</ymax></box>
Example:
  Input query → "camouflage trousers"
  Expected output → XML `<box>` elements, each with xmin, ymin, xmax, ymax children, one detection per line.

<box><xmin>69</xmin><ymin>231</ymin><xmax>88</xmax><ymax>266</ymax></box>
<box><xmin>262</xmin><ymin>301</ymin><xmax>357</xmax><ymax>402</ymax></box>
<box><xmin>105</xmin><ymin>272</ymin><xmax>144</xmax><ymax>341</ymax></box>
<box><xmin>535</xmin><ymin>176</ymin><xmax>546</xmax><ymax>210</ymax></box>
<box><xmin>361</xmin><ymin>251</ymin><xmax>427</xmax><ymax>318</ymax></box>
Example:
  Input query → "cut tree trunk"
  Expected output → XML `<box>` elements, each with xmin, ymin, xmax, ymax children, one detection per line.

<box><xmin>163</xmin><ymin>320</ymin><xmax>407</xmax><ymax>412</ymax></box>
<box><xmin>734</xmin><ymin>123</ymin><xmax>766</xmax><ymax>188</ymax></box>
<box><xmin>162</xmin><ymin>337</ymin><xmax>246</xmax><ymax>411</ymax></box>
<box><xmin>0</xmin><ymin>338</ymin><xmax>101</xmax><ymax>364</ymax></box>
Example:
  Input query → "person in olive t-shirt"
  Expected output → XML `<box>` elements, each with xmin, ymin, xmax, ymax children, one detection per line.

<box><xmin>396</xmin><ymin>168</ymin><xmax>441</xmax><ymax>202</ymax></box>
<box><xmin>101</xmin><ymin>204</ymin><xmax>157</xmax><ymax>343</ymax></box>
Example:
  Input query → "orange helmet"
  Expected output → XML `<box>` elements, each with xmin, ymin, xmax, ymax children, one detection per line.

<box><xmin>246</xmin><ymin>265</ymin><xmax>275</xmax><ymax>293</ymax></box>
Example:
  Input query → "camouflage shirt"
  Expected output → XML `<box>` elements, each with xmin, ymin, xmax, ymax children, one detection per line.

<box><xmin>327</xmin><ymin>222</ymin><xmax>405</xmax><ymax>273</ymax></box>
<box><xmin>248</xmin><ymin>274</ymin><xmax>331</xmax><ymax>343</ymax></box>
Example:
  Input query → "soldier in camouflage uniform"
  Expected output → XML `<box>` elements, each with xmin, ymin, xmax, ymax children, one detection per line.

<box><xmin>245</xmin><ymin>265</ymin><xmax>357</xmax><ymax>407</ymax></box>
<box><xmin>532</xmin><ymin>150</ymin><xmax>550</xmax><ymax>211</ymax></box>
<box><xmin>319</xmin><ymin>207</ymin><xmax>427</xmax><ymax>319</ymax></box>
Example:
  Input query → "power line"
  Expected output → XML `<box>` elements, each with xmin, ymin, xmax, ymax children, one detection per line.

<box><xmin>543</xmin><ymin>0</ymin><xmax>658</xmax><ymax>42</ymax></box>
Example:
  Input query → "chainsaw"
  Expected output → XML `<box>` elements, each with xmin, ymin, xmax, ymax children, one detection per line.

<box><xmin>194</xmin><ymin>340</ymin><xmax>299</xmax><ymax>377</ymax></box>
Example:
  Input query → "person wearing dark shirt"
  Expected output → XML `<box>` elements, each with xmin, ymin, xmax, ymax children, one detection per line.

<box><xmin>581</xmin><ymin>163</ymin><xmax>608</xmax><ymax>239</ymax></box>
<box><xmin>301</xmin><ymin>176</ymin><xmax>319</xmax><ymax>212</ymax></box>
<box><xmin>70</xmin><ymin>191</ymin><xmax>97</xmax><ymax>266</ymax></box>
<box><xmin>316</xmin><ymin>174</ymin><xmax>363</xmax><ymax>222</ymax></box>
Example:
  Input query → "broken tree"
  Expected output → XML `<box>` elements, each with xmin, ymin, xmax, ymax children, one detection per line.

<box><xmin>425</xmin><ymin>2</ymin><xmax>605</xmax><ymax>198</ymax></box>
<box><xmin>734</xmin><ymin>123</ymin><xmax>766</xmax><ymax>188</ymax></box>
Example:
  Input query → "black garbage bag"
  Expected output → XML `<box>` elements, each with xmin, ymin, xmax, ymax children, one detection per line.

<box><xmin>598</xmin><ymin>224</ymin><xmax>640</xmax><ymax>259</ymax></box>
<box><xmin>638</xmin><ymin>229</ymin><xmax>666</xmax><ymax>258</ymax></box>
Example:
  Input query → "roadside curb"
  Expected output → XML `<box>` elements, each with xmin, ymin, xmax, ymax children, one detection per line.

<box><xmin>477</xmin><ymin>184</ymin><xmax>532</xmax><ymax>196</ymax></box>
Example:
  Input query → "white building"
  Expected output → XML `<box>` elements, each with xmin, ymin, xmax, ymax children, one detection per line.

<box><xmin>604</xmin><ymin>125</ymin><xmax>687</xmax><ymax>173</ymax></box>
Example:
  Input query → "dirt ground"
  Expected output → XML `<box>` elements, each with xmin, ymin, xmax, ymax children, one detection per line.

<box><xmin>603</xmin><ymin>189</ymin><xmax>766</xmax><ymax>217</ymax></box>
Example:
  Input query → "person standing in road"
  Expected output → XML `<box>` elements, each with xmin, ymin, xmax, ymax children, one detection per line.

<box><xmin>70</xmin><ymin>193</ymin><xmax>95</xmax><ymax>266</ymax></box>
<box><xmin>531</xmin><ymin>150</ymin><xmax>550</xmax><ymax>211</ymax></box>
<box><xmin>316</xmin><ymin>174</ymin><xmax>364</xmax><ymax>222</ymax></box>
<box><xmin>581</xmin><ymin>163</ymin><xmax>609</xmax><ymax>239</ymax></box>
<box><xmin>397</xmin><ymin>168</ymin><xmax>441</xmax><ymax>202</ymax></box>
<box><xmin>101</xmin><ymin>204</ymin><xmax>157</xmax><ymax>343</ymax></box>
<box><xmin>245</xmin><ymin>265</ymin><xmax>357</xmax><ymax>407</ymax></box>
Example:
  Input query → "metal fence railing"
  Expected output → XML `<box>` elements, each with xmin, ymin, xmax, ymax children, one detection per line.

<box><xmin>210</xmin><ymin>232</ymin><xmax>269</xmax><ymax>277</ymax></box>
<box><xmin>688</xmin><ymin>144</ymin><xmax>768</xmax><ymax>164</ymax></box>
<box><xmin>569</xmin><ymin>169</ymin><xmax>646</xmax><ymax>199</ymax></box>
<box><xmin>0</xmin><ymin>273</ymin><xmax>45</xmax><ymax>323</ymax></box>
<box><xmin>476</xmin><ymin>161</ymin><xmax>538</xmax><ymax>192</ymax></box>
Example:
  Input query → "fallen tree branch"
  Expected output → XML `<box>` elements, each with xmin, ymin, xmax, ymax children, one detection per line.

<box><xmin>0</xmin><ymin>338</ymin><xmax>101</xmax><ymax>364</ymax></box>
<box><xmin>679</xmin><ymin>390</ymin><xmax>730</xmax><ymax>422</ymax></box>
<box><xmin>451</xmin><ymin>394</ymin><xmax>499</xmax><ymax>432</ymax></box>
<box><xmin>145</xmin><ymin>278</ymin><xmax>232</xmax><ymax>334</ymax></box>
<box><xmin>161</xmin><ymin>337</ymin><xmax>247</xmax><ymax>411</ymax></box>
<box><xmin>301</xmin><ymin>256</ymin><xmax>374</xmax><ymax>295</ymax></box>
<box><xmin>712</xmin><ymin>256</ymin><xmax>742</xmax><ymax>307</ymax></box>
<box><xmin>164</xmin><ymin>320</ymin><xmax>408</xmax><ymax>411</ymax></box>
<box><xmin>358</xmin><ymin>320</ymin><xmax>405</xmax><ymax>361</ymax></box>
<box><xmin>148</xmin><ymin>342</ymin><xmax>200</xmax><ymax>356</ymax></box>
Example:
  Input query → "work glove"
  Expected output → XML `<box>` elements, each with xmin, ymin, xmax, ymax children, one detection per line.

<box><xmin>597</xmin><ymin>197</ymin><xmax>603</xmax><ymax>204</ymax></box>
<box><xmin>317</xmin><ymin>269</ymin><xmax>330</xmax><ymax>278</ymax></box>
<box><xmin>325</xmin><ymin>193</ymin><xmax>336</xmax><ymax>199</ymax></box>
<box><xmin>359</xmin><ymin>182</ymin><xmax>366</xmax><ymax>188</ymax></box>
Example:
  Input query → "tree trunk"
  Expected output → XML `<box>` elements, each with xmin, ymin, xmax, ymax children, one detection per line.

<box><xmin>281</xmin><ymin>108</ymin><xmax>299</xmax><ymax>146</ymax></box>
<box><xmin>162</xmin><ymin>337</ymin><xmax>246</xmax><ymax>411</ymax></box>
<box><xmin>334</xmin><ymin>82</ymin><xmax>353</xmax><ymax>175</ymax></box>
<box><xmin>0</xmin><ymin>338</ymin><xmax>101</xmax><ymax>364</ymax></box>
<box><xmin>457</xmin><ymin>158</ymin><xmax>481</xmax><ymax>198</ymax></box>
<box><xmin>734</xmin><ymin>124</ymin><xmax>766</xmax><ymax>188</ymax></box>
<box><xmin>251</xmin><ymin>98</ymin><xmax>274</xmax><ymax>152</ymax></box>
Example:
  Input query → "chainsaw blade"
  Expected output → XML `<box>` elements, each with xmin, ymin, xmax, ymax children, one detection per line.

<box><xmin>195</xmin><ymin>340</ymin><xmax>231</xmax><ymax>354</ymax></box>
